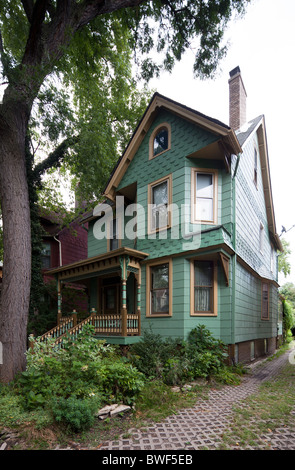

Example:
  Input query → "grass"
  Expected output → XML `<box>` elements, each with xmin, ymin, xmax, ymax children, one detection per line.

<box><xmin>218</xmin><ymin>342</ymin><xmax>295</xmax><ymax>450</ymax></box>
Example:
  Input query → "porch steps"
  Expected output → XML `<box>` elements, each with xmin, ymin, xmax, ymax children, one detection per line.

<box><xmin>33</xmin><ymin>309</ymin><xmax>140</xmax><ymax>348</ymax></box>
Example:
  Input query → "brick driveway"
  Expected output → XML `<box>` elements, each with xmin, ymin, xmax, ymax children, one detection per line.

<box><xmin>98</xmin><ymin>348</ymin><xmax>295</xmax><ymax>451</ymax></box>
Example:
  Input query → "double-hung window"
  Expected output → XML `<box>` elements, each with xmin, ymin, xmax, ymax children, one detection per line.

<box><xmin>191</xmin><ymin>260</ymin><xmax>217</xmax><ymax>315</ymax></box>
<box><xmin>150</xmin><ymin>263</ymin><xmax>169</xmax><ymax>315</ymax></box>
<box><xmin>146</xmin><ymin>260</ymin><xmax>172</xmax><ymax>316</ymax></box>
<box><xmin>148</xmin><ymin>175</ymin><xmax>171</xmax><ymax>233</ymax></box>
<box><xmin>192</xmin><ymin>169</ymin><xmax>217</xmax><ymax>224</ymax></box>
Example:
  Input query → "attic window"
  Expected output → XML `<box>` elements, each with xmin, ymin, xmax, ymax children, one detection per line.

<box><xmin>149</xmin><ymin>123</ymin><xmax>171</xmax><ymax>159</ymax></box>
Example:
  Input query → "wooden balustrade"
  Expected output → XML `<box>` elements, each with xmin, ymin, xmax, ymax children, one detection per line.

<box><xmin>36</xmin><ymin>309</ymin><xmax>140</xmax><ymax>348</ymax></box>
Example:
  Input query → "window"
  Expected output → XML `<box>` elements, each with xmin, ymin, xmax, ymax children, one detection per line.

<box><xmin>109</xmin><ymin>218</ymin><xmax>119</xmax><ymax>251</ymax></box>
<box><xmin>104</xmin><ymin>285</ymin><xmax>118</xmax><ymax>314</ymax></box>
<box><xmin>146</xmin><ymin>259</ymin><xmax>172</xmax><ymax>316</ymax></box>
<box><xmin>148</xmin><ymin>175</ymin><xmax>172</xmax><ymax>233</ymax></box>
<box><xmin>149</xmin><ymin>123</ymin><xmax>171</xmax><ymax>160</ymax></box>
<box><xmin>154</xmin><ymin>128</ymin><xmax>168</xmax><ymax>156</ymax></box>
<box><xmin>262</xmin><ymin>282</ymin><xmax>269</xmax><ymax>320</ymax></box>
<box><xmin>254</xmin><ymin>148</ymin><xmax>258</xmax><ymax>187</ymax></box>
<box><xmin>41</xmin><ymin>242</ymin><xmax>51</xmax><ymax>269</ymax></box>
<box><xmin>191</xmin><ymin>260</ymin><xmax>217</xmax><ymax>316</ymax></box>
<box><xmin>191</xmin><ymin>169</ymin><xmax>217</xmax><ymax>224</ymax></box>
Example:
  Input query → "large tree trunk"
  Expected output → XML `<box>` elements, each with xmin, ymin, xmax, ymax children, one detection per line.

<box><xmin>0</xmin><ymin>101</ymin><xmax>31</xmax><ymax>383</ymax></box>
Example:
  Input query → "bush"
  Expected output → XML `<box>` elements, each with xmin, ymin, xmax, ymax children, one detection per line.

<box><xmin>51</xmin><ymin>396</ymin><xmax>96</xmax><ymax>432</ymax></box>
<box><xmin>130</xmin><ymin>325</ymin><xmax>234</xmax><ymax>385</ymax></box>
<box><xmin>129</xmin><ymin>329</ymin><xmax>182</xmax><ymax>380</ymax></box>
<box><xmin>14</xmin><ymin>324</ymin><xmax>145</xmax><ymax>429</ymax></box>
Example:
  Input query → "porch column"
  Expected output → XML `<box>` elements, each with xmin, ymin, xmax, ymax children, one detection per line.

<box><xmin>135</xmin><ymin>270</ymin><xmax>141</xmax><ymax>336</ymax></box>
<box><xmin>120</xmin><ymin>256</ymin><xmax>128</xmax><ymax>336</ymax></box>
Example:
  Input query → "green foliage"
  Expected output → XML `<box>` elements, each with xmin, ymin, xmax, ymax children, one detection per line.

<box><xmin>51</xmin><ymin>396</ymin><xmax>96</xmax><ymax>433</ymax></box>
<box><xmin>278</xmin><ymin>239</ymin><xmax>291</xmax><ymax>278</ymax></box>
<box><xmin>14</xmin><ymin>325</ymin><xmax>144</xmax><ymax>431</ymax></box>
<box><xmin>282</xmin><ymin>299</ymin><xmax>295</xmax><ymax>341</ymax></box>
<box><xmin>130</xmin><ymin>325</ymin><xmax>238</xmax><ymax>386</ymax></box>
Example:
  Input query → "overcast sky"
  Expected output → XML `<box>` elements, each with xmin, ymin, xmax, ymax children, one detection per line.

<box><xmin>149</xmin><ymin>0</ymin><xmax>295</xmax><ymax>287</ymax></box>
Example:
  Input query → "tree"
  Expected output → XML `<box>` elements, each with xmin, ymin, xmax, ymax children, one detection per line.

<box><xmin>0</xmin><ymin>0</ymin><xmax>251</xmax><ymax>383</ymax></box>
<box><xmin>278</xmin><ymin>238</ymin><xmax>291</xmax><ymax>278</ymax></box>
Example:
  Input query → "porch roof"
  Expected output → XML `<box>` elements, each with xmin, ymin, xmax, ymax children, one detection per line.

<box><xmin>46</xmin><ymin>247</ymin><xmax>149</xmax><ymax>282</ymax></box>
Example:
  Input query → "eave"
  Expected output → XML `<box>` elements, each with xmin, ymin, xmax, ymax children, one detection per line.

<box><xmin>103</xmin><ymin>93</ymin><xmax>242</xmax><ymax>201</ymax></box>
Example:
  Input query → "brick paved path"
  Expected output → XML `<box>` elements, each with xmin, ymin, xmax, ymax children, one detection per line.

<box><xmin>98</xmin><ymin>348</ymin><xmax>295</xmax><ymax>451</ymax></box>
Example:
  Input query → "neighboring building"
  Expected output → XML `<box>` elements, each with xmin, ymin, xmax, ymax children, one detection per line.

<box><xmin>40</xmin><ymin>210</ymin><xmax>88</xmax><ymax>275</ymax></box>
<box><xmin>47</xmin><ymin>67</ymin><xmax>283</xmax><ymax>363</ymax></box>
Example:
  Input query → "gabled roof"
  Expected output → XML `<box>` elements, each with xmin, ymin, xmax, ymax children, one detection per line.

<box><xmin>236</xmin><ymin>115</ymin><xmax>283</xmax><ymax>252</ymax></box>
<box><xmin>103</xmin><ymin>92</ymin><xmax>242</xmax><ymax>201</ymax></box>
<box><xmin>235</xmin><ymin>115</ymin><xmax>264</xmax><ymax>147</ymax></box>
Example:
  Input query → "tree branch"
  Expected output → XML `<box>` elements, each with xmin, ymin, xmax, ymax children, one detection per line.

<box><xmin>33</xmin><ymin>135</ymin><xmax>79</xmax><ymax>178</ymax></box>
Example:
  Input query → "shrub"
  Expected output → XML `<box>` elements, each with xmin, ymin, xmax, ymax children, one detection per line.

<box><xmin>130</xmin><ymin>325</ymin><xmax>234</xmax><ymax>385</ymax></box>
<box><xmin>15</xmin><ymin>324</ymin><xmax>145</xmax><ymax>429</ymax></box>
<box><xmin>51</xmin><ymin>396</ymin><xmax>96</xmax><ymax>432</ymax></box>
<box><xmin>129</xmin><ymin>329</ymin><xmax>182</xmax><ymax>380</ymax></box>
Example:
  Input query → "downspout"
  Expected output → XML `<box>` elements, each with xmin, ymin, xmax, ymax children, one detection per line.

<box><xmin>54</xmin><ymin>235</ymin><xmax>62</xmax><ymax>267</ymax></box>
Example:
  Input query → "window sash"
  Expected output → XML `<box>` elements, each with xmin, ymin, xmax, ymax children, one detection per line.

<box><xmin>194</xmin><ymin>172</ymin><xmax>215</xmax><ymax>223</ymax></box>
<box><xmin>153</xmin><ymin>128</ymin><xmax>168</xmax><ymax>156</ymax></box>
<box><xmin>151</xmin><ymin>179</ymin><xmax>169</xmax><ymax>231</ymax></box>
<box><xmin>150</xmin><ymin>263</ymin><xmax>169</xmax><ymax>314</ymax></box>
<box><xmin>194</xmin><ymin>260</ymin><xmax>214</xmax><ymax>313</ymax></box>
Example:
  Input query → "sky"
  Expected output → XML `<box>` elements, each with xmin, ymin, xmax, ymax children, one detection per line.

<box><xmin>148</xmin><ymin>0</ymin><xmax>295</xmax><ymax>287</ymax></box>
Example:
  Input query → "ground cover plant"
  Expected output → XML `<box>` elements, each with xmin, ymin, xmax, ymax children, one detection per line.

<box><xmin>129</xmin><ymin>325</ymin><xmax>243</xmax><ymax>386</ymax></box>
<box><xmin>0</xmin><ymin>324</ymin><xmax>247</xmax><ymax>448</ymax></box>
<box><xmin>12</xmin><ymin>324</ymin><xmax>145</xmax><ymax>433</ymax></box>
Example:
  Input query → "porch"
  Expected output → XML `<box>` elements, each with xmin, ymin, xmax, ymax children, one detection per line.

<box><xmin>42</xmin><ymin>247</ymin><xmax>149</xmax><ymax>345</ymax></box>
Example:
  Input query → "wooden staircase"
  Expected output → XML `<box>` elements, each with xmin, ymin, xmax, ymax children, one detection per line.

<box><xmin>35</xmin><ymin>308</ymin><xmax>140</xmax><ymax>347</ymax></box>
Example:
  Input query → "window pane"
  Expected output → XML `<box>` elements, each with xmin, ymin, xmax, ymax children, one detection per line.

<box><xmin>151</xmin><ymin>180</ymin><xmax>168</xmax><ymax>230</ymax></box>
<box><xmin>195</xmin><ymin>173</ymin><xmax>214</xmax><ymax>222</ymax></box>
<box><xmin>194</xmin><ymin>287</ymin><xmax>212</xmax><ymax>312</ymax></box>
<box><xmin>41</xmin><ymin>243</ymin><xmax>51</xmax><ymax>268</ymax></box>
<box><xmin>152</xmin><ymin>181</ymin><xmax>168</xmax><ymax>205</ymax></box>
<box><xmin>194</xmin><ymin>261</ymin><xmax>213</xmax><ymax>286</ymax></box>
<box><xmin>196</xmin><ymin>197</ymin><xmax>213</xmax><ymax>221</ymax></box>
<box><xmin>110</xmin><ymin>219</ymin><xmax>118</xmax><ymax>250</ymax></box>
<box><xmin>151</xmin><ymin>263</ymin><xmax>169</xmax><ymax>314</ymax></box>
<box><xmin>151</xmin><ymin>264</ymin><xmax>169</xmax><ymax>289</ymax></box>
<box><xmin>194</xmin><ymin>261</ymin><xmax>213</xmax><ymax>312</ymax></box>
<box><xmin>152</xmin><ymin>288</ymin><xmax>169</xmax><ymax>313</ymax></box>
<box><xmin>106</xmin><ymin>286</ymin><xmax>116</xmax><ymax>310</ymax></box>
<box><xmin>196</xmin><ymin>173</ymin><xmax>213</xmax><ymax>198</ymax></box>
<box><xmin>154</xmin><ymin>128</ymin><xmax>168</xmax><ymax>156</ymax></box>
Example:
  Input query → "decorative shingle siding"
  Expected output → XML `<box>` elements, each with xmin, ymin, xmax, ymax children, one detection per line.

<box><xmin>235</xmin><ymin>132</ymin><xmax>276</xmax><ymax>279</ymax></box>
<box><xmin>234</xmin><ymin>262</ymin><xmax>279</xmax><ymax>344</ymax></box>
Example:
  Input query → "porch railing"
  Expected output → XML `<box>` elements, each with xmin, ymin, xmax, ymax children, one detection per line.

<box><xmin>35</xmin><ymin>308</ymin><xmax>140</xmax><ymax>348</ymax></box>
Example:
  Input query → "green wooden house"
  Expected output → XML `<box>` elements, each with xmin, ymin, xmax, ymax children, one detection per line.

<box><xmin>47</xmin><ymin>67</ymin><xmax>283</xmax><ymax>363</ymax></box>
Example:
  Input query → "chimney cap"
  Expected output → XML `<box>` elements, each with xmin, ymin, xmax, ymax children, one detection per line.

<box><xmin>229</xmin><ymin>66</ymin><xmax>241</xmax><ymax>78</ymax></box>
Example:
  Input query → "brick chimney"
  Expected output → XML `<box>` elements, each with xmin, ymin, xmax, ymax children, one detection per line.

<box><xmin>228</xmin><ymin>66</ymin><xmax>247</xmax><ymax>130</ymax></box>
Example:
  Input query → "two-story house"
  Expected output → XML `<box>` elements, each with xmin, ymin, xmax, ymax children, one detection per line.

<box><xmin>47</xmin><ymin>67</ymin><xmax>282</xmax><ymax>363</ymax></box>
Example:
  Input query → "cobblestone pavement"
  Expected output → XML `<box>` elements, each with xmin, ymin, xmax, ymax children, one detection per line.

<box><xmin>98</xmin><ymin>349</ymin><xmax>295</xmax><ymax>451</ymax></box>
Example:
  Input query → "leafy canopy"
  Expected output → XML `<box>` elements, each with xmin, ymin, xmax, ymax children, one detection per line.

<box><xmin>0</xmin><ymin>0</ymin><xmax>251</xmax><ymax>204</ymax></box>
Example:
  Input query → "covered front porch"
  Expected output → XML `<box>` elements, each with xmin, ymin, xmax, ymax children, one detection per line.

<box><xmin>45</xmin><ymin>247</ymin><xmax>149</xmax><ymax>344</ymax></box>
